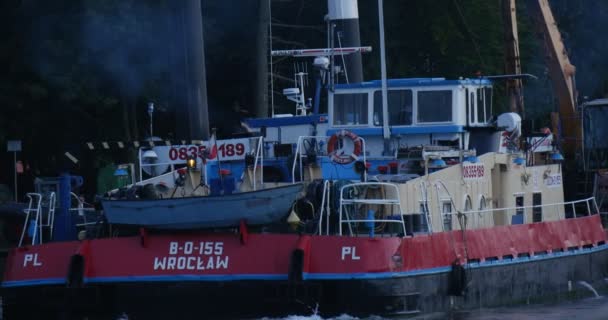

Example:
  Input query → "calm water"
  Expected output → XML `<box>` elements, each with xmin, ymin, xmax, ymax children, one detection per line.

<box><xmin>257</xmin><ymin>296</ymin><xmax>608</xmax><ymax>320</ymax></box>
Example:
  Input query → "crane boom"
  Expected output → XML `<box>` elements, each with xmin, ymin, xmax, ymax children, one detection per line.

<box><xmin>527</xmin><ymin>0</ymin><xmax>580</xmax><ymax>157</ymax></box>
<box><xmin>502</xmin><ymin>0</ymin><xmax>524</xmax><ymax>116</ymax></box>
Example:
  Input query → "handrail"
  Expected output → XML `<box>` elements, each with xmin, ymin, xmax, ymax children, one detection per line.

<box><xmin>252</xmin><ymin>136</ymin><xmax>264</xmax><ymax>190</ymax></box>
<box><xmin>419</xmin><ymin>181</ymin><xmax>433</xmax><ymax>234</ymax></box>
<box><xmin>338</xmin><ymin>182</ymin><xmax>406</xmax><ymax>236</ymax></box>
<box><xmin>445</xmin><ymin>196</ymin><xmax>597</xmax><ymax>218</ymax></box>
<box><xmin>317</xmin><ymin>180</ymin><xmax>332</xmax><ymax>235</ymax></box>
<box><xmin>18</xmin><ymin>193</ymin><xmax>42</xmax><ymax>247</ymax></box>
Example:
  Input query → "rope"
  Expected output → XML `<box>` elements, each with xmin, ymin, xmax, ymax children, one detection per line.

<box><xmin>452</xmin><ymin>0</ymin><xmax>487</xmax><ymax>70</ymax></box>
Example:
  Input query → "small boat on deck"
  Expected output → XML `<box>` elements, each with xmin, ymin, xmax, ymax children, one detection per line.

<box><xmin>101</xmin><ymin>182</ymin><xmax>303</xmax><ymax>229</ymax></box>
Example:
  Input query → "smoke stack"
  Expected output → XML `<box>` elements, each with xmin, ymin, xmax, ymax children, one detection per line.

<box><xmin>171</xmin><ymin>0</ymin><xmax>210</xmax><ymax>140</ymax></box>
<box><xmin>328</xmin><ymin>0</ymin><xmax>363</xmax><ymax>83</ymax></box>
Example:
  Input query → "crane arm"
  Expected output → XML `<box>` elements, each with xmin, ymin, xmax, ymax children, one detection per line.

<box><xmin>527</xmin><ymin>0</ymin><xmax>580</xmax><ymax>157</ymax></box>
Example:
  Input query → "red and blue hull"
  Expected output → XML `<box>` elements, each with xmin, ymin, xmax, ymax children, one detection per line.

<box><xmin>3</xmin><ymin>215</ymin><xmax>608</xmax><ymax>319</ymax></box>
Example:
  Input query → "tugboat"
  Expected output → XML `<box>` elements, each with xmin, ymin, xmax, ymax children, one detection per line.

<box><xmin>3</xmin><ymin>3</ymin><xmax>608</xmax><ymax>320</ymax></box>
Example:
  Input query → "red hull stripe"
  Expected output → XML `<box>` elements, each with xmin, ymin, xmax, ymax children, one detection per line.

<box><xmin>3</xmin><ymin>215</ymin><xmax>606</xmax><ymax>288</ymax></box>
<box><xmin>84</xmin><ymin>274</ymin><xmax>288</xmax><ymax>283</ymax></box>
<box><xmin>5</xmin><ymin>245</ymin><xmax>608</xmax><ymax>287</ymax></box>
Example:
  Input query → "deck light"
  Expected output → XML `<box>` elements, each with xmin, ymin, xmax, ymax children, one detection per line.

<box><xmin>142</xmin><ymin>149</ymin><xmax>158</xmax><ymax>160</ymax></box>
<box><xmin>187</xmin><ymin>155</ymin><xmax>197</xmax><ymax>170</ymax></box>
<box><xmin>550</xmin><ymin>152</ymin><xmax>564</xmax><ymax>162</ymax></box>
<box><xmin>513</xmin><ymin>157</ymin><xmax>525</xmax><ymax>165</ymax></box>
<box><xmin>431</xmin><ymin>158</ymin><xmax>446</xmax><ymax>167</ymax></box>
<box><xmin>464</xmin><ymin>156</ymin><xmax>479</xmax><ymax>163</ymax></box>
<box><xmin>113</xmin><ymin>168</ymin><xmax>129</xmax><ymax>177</ymax></box>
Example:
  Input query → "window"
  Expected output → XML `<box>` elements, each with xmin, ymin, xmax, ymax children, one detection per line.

<box><xmin>417</xmin><ymin>90</ymin><xmax>453</xmax><ymax>123</ymax></box>
<box><xmin>477</xmin><ymin>88</ymin><xmax>485</xmax><ymax>123</ymax></box>
<box><xmin>464</xmin><ymin>195</ymin><xmax>472</xmax><ymax>212</ymax></box>
<box><xmin>484</xmin><ymin>87</ymin><xmax>493</xmax><ymax>122</ymax></box>
<box><xmin>473</xmin><ymin>87</ymin><xmax>493</xmax><ymax>124</ymax></box>
<box><xmin>512</xmin><ymin>195</ymin><xmax>524</xmax><ymax>225</ymax></box>
<box><xmin>479</xmin><ymin>196</ymin><xmax>487</xmax><ymax>212</ymax></box>
<box><xmin>333</xmin><ymin>93</ymin><xmax>368</xmax><ymax>125</ymax></box>
<box><xmin>469</xmin><ymin>91</ymin><xmax>475</xmax><ymax>124</ymax></box>
<box><xmin>373</xmin><ymin>89</ymin><xmax>413</xmax><ymax>126</ymax></box>
<box><xmin>533</xmin><ymin>193</ymin><xmax>542</xmax><ymax>222</ymax></box>
<box><xmin>442</xmin><ymin>201</ymin><xmax>452</xmax><ymax>231</ymax></box>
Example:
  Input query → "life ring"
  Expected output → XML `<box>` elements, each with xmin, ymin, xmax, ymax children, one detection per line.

<box><xmin>327</xmin><ymin>130</ymin><xmax>362</xmax><ymax>164</ymax></box>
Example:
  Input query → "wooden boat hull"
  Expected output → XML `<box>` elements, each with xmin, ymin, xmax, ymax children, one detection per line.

<box><xmin>101</xmin><ymin>183</ymin><xmax>303</xmax><ymax>229</ymax></box>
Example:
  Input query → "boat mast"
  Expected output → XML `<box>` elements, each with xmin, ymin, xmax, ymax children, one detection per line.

<box><xmin>378</xmin><ymin>0</ymin><xmax>390</xmax><ymax>155</ymax></box>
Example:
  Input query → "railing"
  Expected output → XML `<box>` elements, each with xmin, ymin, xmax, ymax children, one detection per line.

<box><xmin>338</xmin><ymin>182</ymin><xmax>406</xmax><ymax>236</ymax></box>
<box><xmin>292</xmin><ymin>135</ymin><xmax>367</xmax><ymax>183</ymax></box>
<box><xmin>252</xmin><ymin>136</ymin><xmax>264</xmax><ymax>190</ymax></box>
<box><xmin>19</xmin><ymin>193</ymin><xmax>43</xmax><ymax>247</ymax></box>
<box><xmin>446</xmin><ymin>197</ymin><xmax>599</xmax><ymax>221</ymax></box>
<box><xmin>317</xmin><ymin>180</ymin><xmax>332</xmax><ymax>235</ymax></box>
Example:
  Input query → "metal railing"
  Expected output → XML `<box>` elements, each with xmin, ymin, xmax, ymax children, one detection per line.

<box><xmin>338</xmin><ymin>182</ymin><xmax>406</xmax><ymax>236</ymax></box>
<box><xmin>317</xmin><ymin>180</ymin><xmax>332</xmax><ymax>235</ymax></box>
<box><xmin>252</xmin><ymin>136</ymin><xmax>264</xmax><ymax>190</ymax></box>
<box><xmin>19</xmin><ymin>193</ymin><xmax>43</xmax><ymax>246</ymax></box>
<box><xmin>445</xmin><ymin>196</ymin><xmax>599</xmax><ymax>221</ymax></box>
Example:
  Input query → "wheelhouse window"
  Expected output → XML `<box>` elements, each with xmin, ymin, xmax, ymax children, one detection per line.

<box><xmin>333</xmin><ymin>93</ymin><xmax>368</xmax><ymax>126</ymax></box>
<box><xmin>476</xmin><ymin>87</ymin><xmax>493</xmax><ymax>123</ymax></box>
<box><xmin>417</xmin><ymin>90</ymin><xmax>453</xmax><ymax>123</ymax></box>
<box><xmin>373</xmin><ymin>89</ymin><xmax>413</xmax><ymax>126</ymax></box>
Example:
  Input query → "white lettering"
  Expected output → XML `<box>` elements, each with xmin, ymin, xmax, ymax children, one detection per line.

<box><xmin>23</xmin><ymin>254</ymin><xmax>33</xmax><ymax>267</ymax></box>
<box><xmin>167</xmin><ymin>257</ymin><xmax>176</xmax><ymax>269</ymax></box>
<box><xmin>216</xmin><ymin>256</ymin><xmax>229</xmax><ymax>269</ymax></box>
<box><xmin>177</xmin><ymin>257</ymin><xmax>186</xmax><ymax>269</ymax></box>
<box><xmin>22</xmin><ymin>253</ymin><xmax>43</xmax><ymax>267</ymax></box>
<box><xmin>204</xmin><ymin>242</ymin><xmax>213</xmax><ymax>255</ymax></box>
<box><xmin>154</xmin><ymin>257</ymin><xmax>166</xmax><ymax>270</ymax></box>
<box><xmin>341</xmin><ymin>247</ymin><xmax>351</xmax><ymax>260</ymax></box>
<box><xmin>169</xmin><ymin>242</ymin><xmax>178</xmax><ymax>254</ymax></box>
<box><xmin>214</xmin><ymin>242</ymin><xmax>223</xmax><ymax>255</ymax></box>
<box><xmin>155</xmin><ymin>241</ymin><xmax>230</xmax><ymax>271</ymax></box>
<box><xmin>187</xmin><ymin>257</ymin><xmax>196</xmax><ymax>270</ymax></box>
<box><xmin>341</xmin><ymin>246</ymin><xmax>360</xmax><ymax>260</ymax></box>
<box><xmin>184</xmin><ymin>242</ymin><xmax>193</xmax><ymax>254</ymax></box>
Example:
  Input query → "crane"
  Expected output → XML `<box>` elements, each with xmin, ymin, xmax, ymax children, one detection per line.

<box><xmin>502</xmin><ymin>0</ymin><xmax>580</xmax><ymax>159</ymax></box>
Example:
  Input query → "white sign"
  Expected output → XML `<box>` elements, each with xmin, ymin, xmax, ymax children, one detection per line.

<box><xmin>527</xmin><ymin>135</ymin><xmax>553</xmax><ymax>153</ymax></box>
<box><xmin>544</xmin><ymin>174</ymin><xmax>562</xmax><ymax>188</ymax></box>
<box><xmin>7</xmin><ymin>140</ymin><xmax>21</xmax><ymax>152</ymax></box>
<box><xmin>462</xmin><ymin>163</ymin><xmax>485</xmax><ymax>180</ymax></box>
<box><xmin>152</xmin><ymin>138</ymin><xmax>251</xmax><ymax>165</ymax></box>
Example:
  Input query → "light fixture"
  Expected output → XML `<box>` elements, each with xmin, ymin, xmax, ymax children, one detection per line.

<box><xmin>464</xmin><ymin>156</ymin><xmax>479</xmax><ymax>163</ymax></box>
<box><xmin>142</xmin><ymin>149</ymin><xmax>158</xmax><ymax>160</ymax></box>
<box><xmin>187</xmin><ymin>155</ymin><xmax>197</xmax><ymax>170</ymax></box>
<box><xmin>430</xmin><ymin>158</ymin><xmax>446</xmax><ymax>167</ymax></box>
<box><xmin>113</xmin><ymin>168</ymin><xmax>129</xmax><ymax>177</ymax></box>
<box><xmin>550</xmin><ymin>151</ymin><xmax>564</xmax><ymax>162</ymax></box>
<box><xmin>513</xmin><ymin>156</ymin><xmax>526</xmax><ymax>165</ymax></box>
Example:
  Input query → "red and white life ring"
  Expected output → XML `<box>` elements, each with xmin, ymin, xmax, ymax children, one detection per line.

<box><xmin>327</xmin><ymin>130</ymin><xmax>362</xmax><ymax>164</ymax></box>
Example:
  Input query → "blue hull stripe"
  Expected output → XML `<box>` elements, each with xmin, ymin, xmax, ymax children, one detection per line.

<box><xmin>2</xmin><ymin>278</ymin><xmax>65</xmax><ymax>288</ymax></box>
<box><xmin>4</xmin><ymin>244</ymin><xmax>608</xmax><ymax>288</ymax></box>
